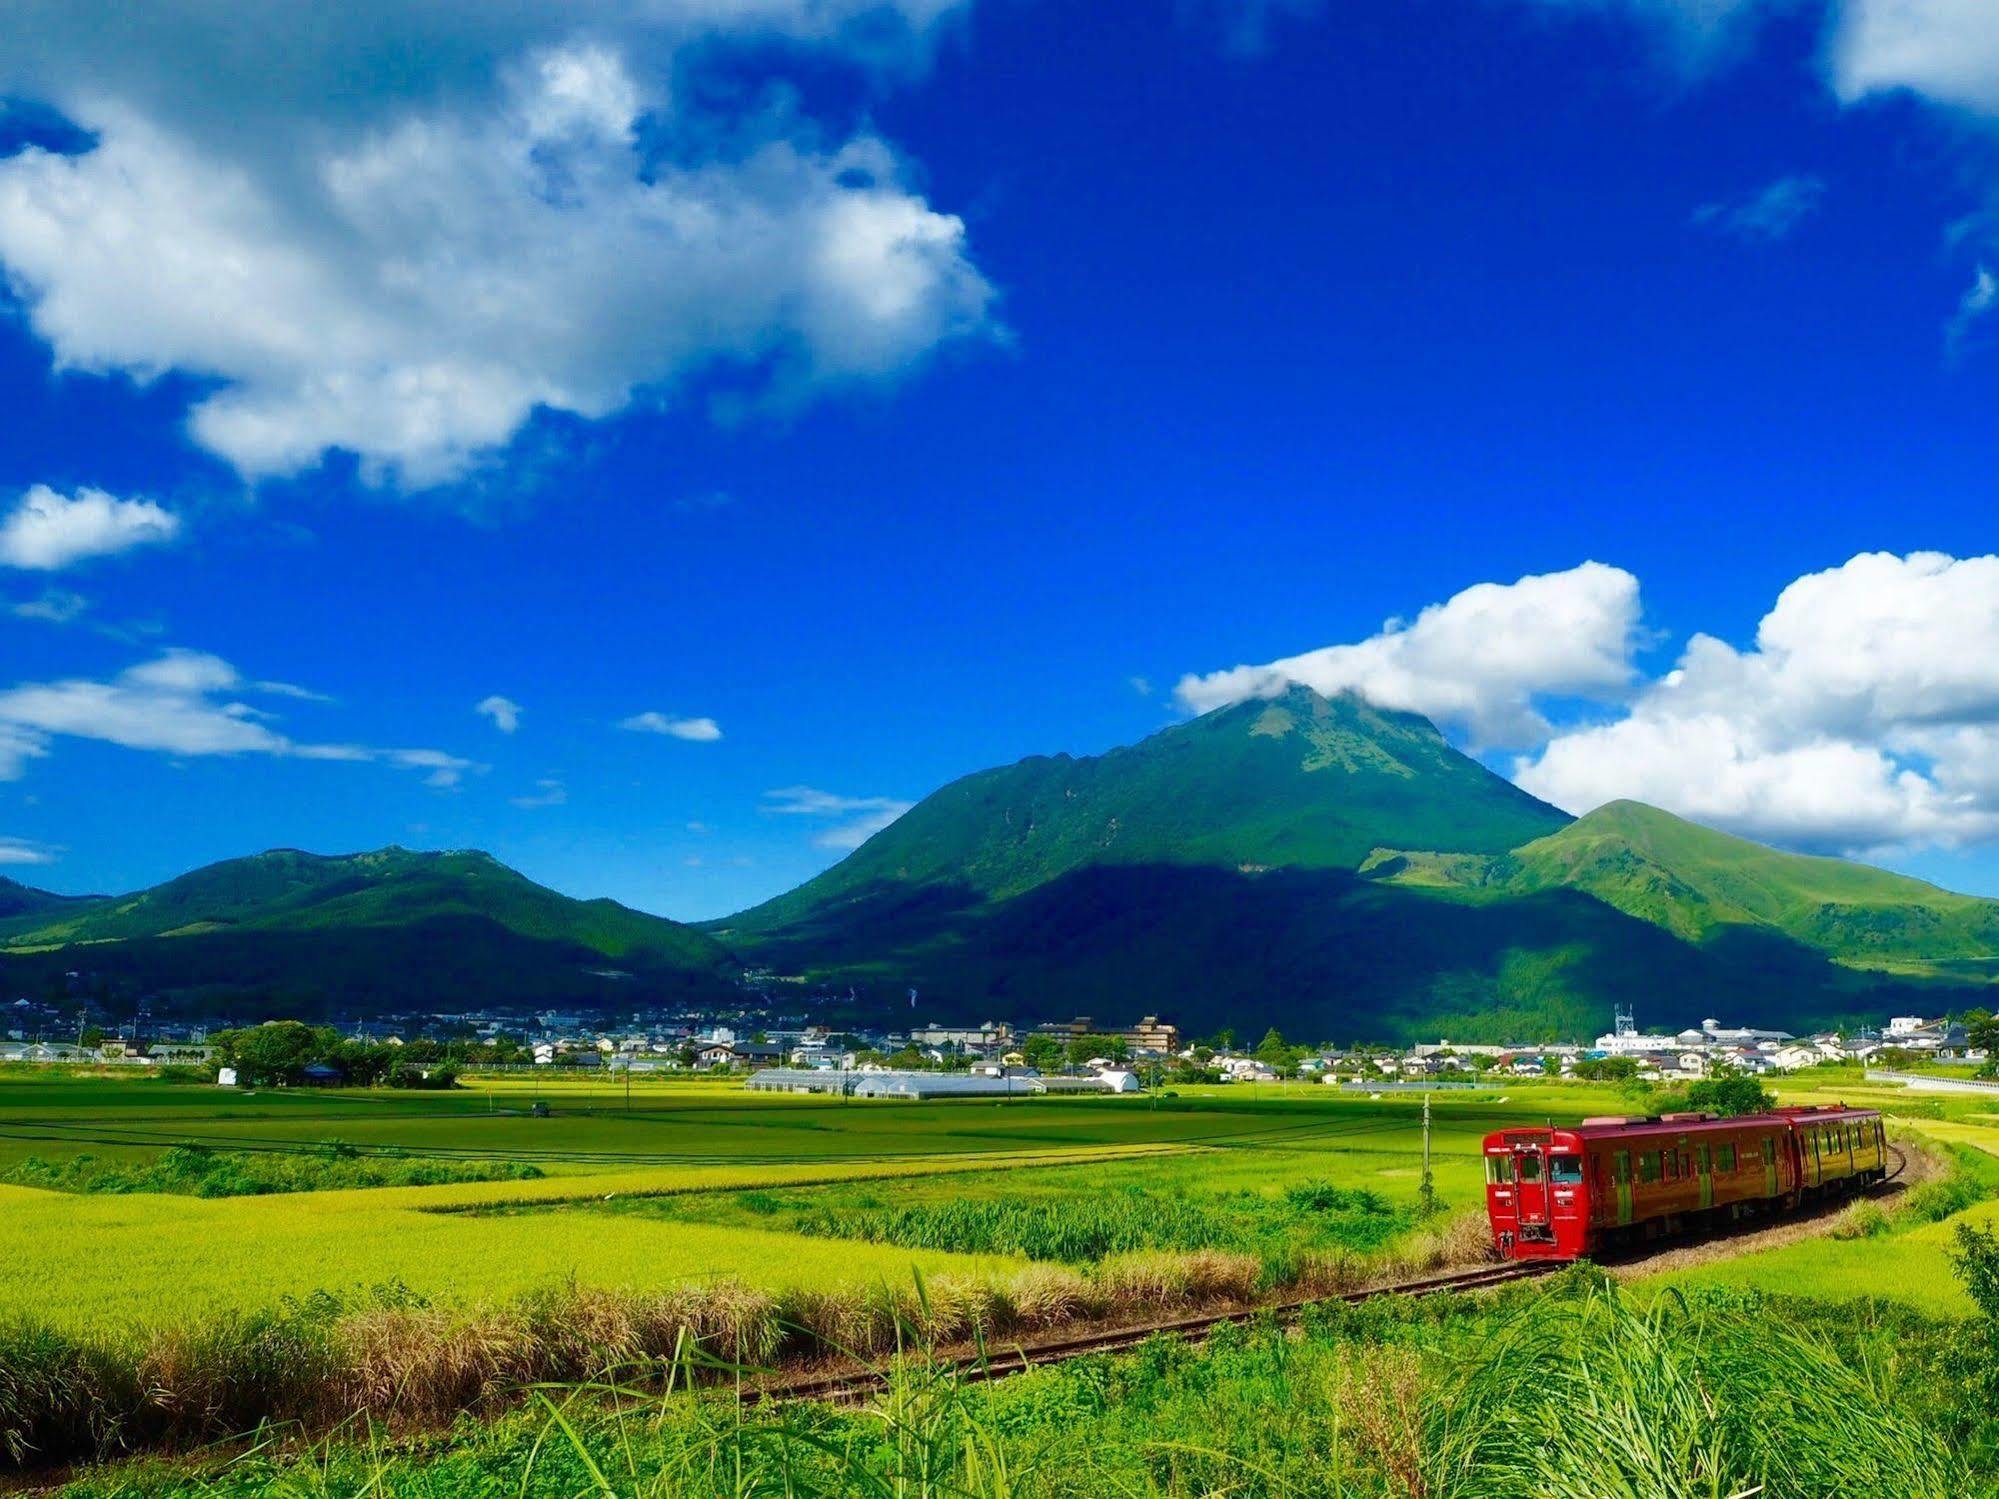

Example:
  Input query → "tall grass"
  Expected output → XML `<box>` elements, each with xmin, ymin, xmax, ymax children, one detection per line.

<box><xmin>57</xmin><ymin>1278</ymin><xmax>1973</xmax><ymax>1498</ymax></box>
<box><xmin>1424</xmin><ymin>1284</ymin><xmax>1956</xmax><ymax>1498</ymax></box>
<box><xmin>0</xmin><ymin>1241</ymin><xmax>1360</xmax><ymax>1472</ymax></box>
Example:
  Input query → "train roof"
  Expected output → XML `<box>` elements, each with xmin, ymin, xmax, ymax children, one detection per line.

<box><xmin>1483</xmin><ymin>1104</ymin><xmax>1878</xmax><ymax>1147</ymax></box>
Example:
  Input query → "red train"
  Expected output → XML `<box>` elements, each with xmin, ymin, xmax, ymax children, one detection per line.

<box><xmin>1482</xmin><ymin>1104</ymin><xmax>1887</xmax><ymax>1261</ymax></box>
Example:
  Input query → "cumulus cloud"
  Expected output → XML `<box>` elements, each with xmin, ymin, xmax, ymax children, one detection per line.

<box><xmin>0</xmin><ymin>647</ymin><xmax>477</xmax><ymax>787</ymax></box>
<box><xmin>1692</xmin><ymin>174</ymin><xmax>1826</xmax><ymax>242</ymax></box>
<box><xmin>0</xmin><ymin>6</ymin><xmax>995</xmax><ymax>488</ymax></box>
<box><xmin>1516</xmin><ymin>552</ymin><xmax>1999</xmax><ymax>853</ymax></box>
<box><xmin>0</xmin><ymin>486</ymin><xmax>180</xmax><ymax>570</ymax></box>
<box><xmin>621</xmin><ymin>711</ymin><xmax>722</xmax><ymax>742</ymax></box>
<box><xmin>1175</xmin><ymin>562</ymin><xmax>1642</xmax><ymax>746</ymax></box>
<box><xmin>0</xmin><ymin>836</ymin><xmax>57</xmax><ymax>866</ymax></box>
<box><xmin>476</xmin><ymin>695</ymin><xmax>522</xmax><ymax>734</ymax></box>
<box><xmin>1830</xmin><ymin>0</ymin><xmax>1999</xmax><ymax>114</ymax></box>
<box><xmin>762</xmin><ymin>784</ymin><xmax>914</xmax><ymax>848</ymax></box>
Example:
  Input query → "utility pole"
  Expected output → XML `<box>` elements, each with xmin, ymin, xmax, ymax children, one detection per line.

<box><xmin>1419</xmin><ymin>1091</ymin><xmax>1435</xmax><ymax>1219</ymax></box>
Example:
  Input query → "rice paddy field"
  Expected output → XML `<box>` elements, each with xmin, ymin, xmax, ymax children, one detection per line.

<box><xmin>3</xmin><ymin>1068</ymin><xmax>1998</xmax><ymax>1325</ymax></box>
<box><xmin>0</xmin><ymin>1071</ymin><xmax>1546</xmax><ymax>1328</ymax></box>
<box><xmin>8</xmin><ymin>1065</ymin><xmax>1999</xmax><ymax>1492</ymax></box>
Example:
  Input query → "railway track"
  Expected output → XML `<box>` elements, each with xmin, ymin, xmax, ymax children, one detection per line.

<box><xmin>745</xmin><ymin>1259</ymin><xmax>1555</xmax><ymax>1407</ymax></box>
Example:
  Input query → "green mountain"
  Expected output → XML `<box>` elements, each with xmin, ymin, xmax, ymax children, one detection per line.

<box><xmin>0</xmin><ymin>875</ymin><xmax>92</xmax><ymax>921</ymax></box>
<box><xmin>1374</xmin><ymin>800</ymin><xmax>1999</xmax><ymax>978</ymax></box>
<box><xmin>730</xmin><ymin>686</ymin><xmax>1568</xmax><ymax>936</ymax></box>
<box><xmin>720</xmin><ymin>689</ymin><xmax>1999</xmax><ymax>1041</ymax></box>
<box><xmin>0</xmin><ymin>848</ymin><xmax>738</xmax><ymax>1019</ymax></box>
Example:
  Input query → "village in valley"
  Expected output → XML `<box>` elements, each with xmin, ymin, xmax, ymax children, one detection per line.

<box><xmin>4</xmin><ymin>986</ymin><xmax>1993</xmax><ymax>1094</ymax></box>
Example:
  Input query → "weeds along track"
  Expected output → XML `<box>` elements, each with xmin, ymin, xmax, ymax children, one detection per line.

<box><xmin>747</xmin><ymin>1260</ymin><xmax>1556</xmax><ymax>1407</ymax></box>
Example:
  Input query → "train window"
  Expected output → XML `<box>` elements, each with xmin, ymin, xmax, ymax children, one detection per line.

<box><xmin>1550</xmin><ymin>1156</ymin><xmax>1583</xmax><ymax>1184</ymax></box>
<box><xmin>1484</xmin><ymin>1155</ymin><xmax>1513</xmax><ymax>1185</ymax></box>
<box><xmin>1639</xmin><ymin>1152</ymin><xmax>1662</xmax><ymax>1184</ymax></box>
<box><xmin>1762</xmin><ymin>1138</ymin><xmax>1777</xmax><ymax>1165</ymax></box>
<box><xmin>1517</xmin><ymin>1154</ymin><xmax>1542</xmax><ymax>1183</ymax></box>
<box><xmin>1717</xmin><ymin>1143</ymin><xmax>1737</xmax><ymax>1172</ymax></box>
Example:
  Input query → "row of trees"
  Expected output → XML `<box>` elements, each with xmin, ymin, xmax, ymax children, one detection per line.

<box><xmin>208</xmin><ymin>1022</ymin><xmax>493</xmax><ymax>1087</ymax></box>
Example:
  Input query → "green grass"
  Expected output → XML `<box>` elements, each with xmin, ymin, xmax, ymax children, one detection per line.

<box><xmin>48</xmin><ymin>1277</ymin><xmax>1986</xmax><ymax>1497</ymax></box>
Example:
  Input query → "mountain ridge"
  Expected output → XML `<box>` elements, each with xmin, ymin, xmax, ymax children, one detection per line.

<box><xmin>720</xmin><ymin>688</ymin><xmax>1999</xmax><ymax>1039</ymax></box>
<box><xmin>0</xmin><ymin>845</ymin><xmax>737</xmax><ymax>1019</ymax></box>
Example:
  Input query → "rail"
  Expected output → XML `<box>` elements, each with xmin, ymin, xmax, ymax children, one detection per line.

<box><xmin>746</xmin><ymin>1260</ymin><xmax>1556</xmax><ymax>1407</ymax></box>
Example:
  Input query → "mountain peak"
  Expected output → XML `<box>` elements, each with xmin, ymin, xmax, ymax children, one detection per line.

<box><xmin>724</xmin><ymin>685</ymin><xmax>1568</xmax><ymax>932</ymax></box>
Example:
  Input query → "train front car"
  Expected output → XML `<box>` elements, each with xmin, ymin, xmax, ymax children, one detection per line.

<box><xmin>1482</xmin><ymin>1125</ymin><xmax>1592</xmax><ymax>1260</ymax></box>
<box><xmin>1484</xmin><ymin>1105</ymin><xmax>1888</xmax><ymax>1263</ymax></box>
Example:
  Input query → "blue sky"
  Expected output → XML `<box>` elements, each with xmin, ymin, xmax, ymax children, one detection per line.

<box><xmin>4</xmin><ymin>0</ymin><xmax>1999</xmax><ymax>919</ymax></box>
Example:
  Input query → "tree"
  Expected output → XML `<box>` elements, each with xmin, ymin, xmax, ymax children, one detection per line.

<box><xmin>1682</xmin><ymin>1074</ymin><xmax>1775</xmax><ymax>1118</ymax></box>
<box><xmin>1965</xmin><ymin>1008</ymin><xmax>1999</xmax><ymax>1056</ymax></box>
<box><xmin>213</xmin><ymin>1020</ymin><xmax>341</xmax><ymax>1086</ymax></box>
<box><xmin>1020</xmin><ymin>1034</ymin><xmax>1063</xmax><ymax>1070</ymax></box>
<box><xmin>1066</xmin><ymin>1037</ymin><xmax>1101</xmax><ymax>1068</ymax></box>
<box><xmin>1255</xmin><ymin>1028</ymin><xmax>1290</xmax><ymax>1069</ymax></box>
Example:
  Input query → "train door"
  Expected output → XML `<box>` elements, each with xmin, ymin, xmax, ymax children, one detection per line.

<box><xmin>1612</xmin><ymin>1148</ymin><xmax>1633</xmax><ymax>1225</ymax></box>
<box><xmin>1761</xmin><ymin>1135</ymin><xmax>1779</xmax><ymax>1197</ymax></box>
<box><xmin>1513</xmin><ymin>1143</ymin><xmax>1549</xmax><ymax>1233</ymax></box>
<box><xmin>1694</xmin><ymin>1142</ymin><xmax>1713</xmax><ymax>1210</ymax></box>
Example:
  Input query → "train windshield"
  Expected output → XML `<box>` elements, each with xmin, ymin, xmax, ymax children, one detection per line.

<box><xmin>1484</xmin><ymin>1155</ymin><xmax>1514</xmax><ymax>1184</ymax></box>
<box><xmin>1548</xmin><ymin>1156</ymin><xmax>1583</xmax><ymax>1184</ymax></box>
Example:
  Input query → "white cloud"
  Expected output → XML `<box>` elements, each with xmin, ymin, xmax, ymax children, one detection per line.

<box><xmin>476</xmin><ymin>694</ymin><xmax>522</xmax><ymax>734</ymax></box>
<box><xmin>762</xmin><ymin>784</ymin><xmax>914</xmax><ymax>849</ymax></box>
<box><xmin>0</xmin><ymin>836</ymin><xmax>57</xmax><ymax>867</ymax></box>
<box><xmin>1830</xmin><ymin>0</ymin><xmax>1999</xmax><ymax>115</ymax></box>
<box><xmin>1692</xmin><ymin>174</ymin><xmax>1826</xmax><ymax>242</ymax></box>
<box><xmin>621</xmin><ymin>711</ymin><xmax>722</xmax><ymax>742</ymax></box>
<box><xmin>0</xmin><ymin>723</ymin><xmax>47</xmax><ymax>781</ymax></box>
<box><xmin>1174</xmin><ymin>561</ymin><xmax>1642</xmax><ymax>746</ymax></box>
<box><xmin>11</xmin><ymin>588</ymin><xmax>89</xmax><ymax>624</ymax></box>
<box><xmin>511</xmin><ymin>777</ymin><xmax>567</xmax><ymax>808</ymax></box>
<box><xmin>0</xmin><ymin>647</ymin><xmax>477</xmax><ymax>787</ymax></box>
<box><xmin>1948</xmin><ymin>264</ymin><xmax>1997</xmax><ymax>360</ymax></box>
<box><xmin>0</xmin><ymin>10</ymin><xmax>995</xmax><ymax>488</ymax></box>
<box><xmin>1516</xmin><ymin>552</ymin><xmax>1999</xmax><ymax>853</ymax></box>
<box><xmin>1514</xmin><ymin>2</ymin><xmax>1999</xmax><ymax>340</ymax></box>
<box><xmin>0</xmin><ymin>486</ymin><xmax>179</xmax><ymax>570</ymax></box>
